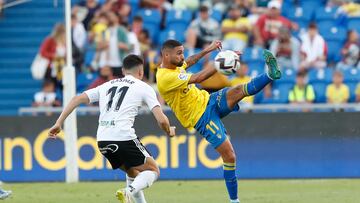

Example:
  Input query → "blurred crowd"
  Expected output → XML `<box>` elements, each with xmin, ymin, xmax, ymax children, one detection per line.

<box><xmin>32</xmin><ymin>0</ymin><xmax>360</xmax><ymax>110</ymax></box>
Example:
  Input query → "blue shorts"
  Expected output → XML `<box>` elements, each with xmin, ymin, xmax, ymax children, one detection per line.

<box><xmin>195</xmin><ymin>88</ymin><xmax>239</xmax><ymax>148</ymax></box>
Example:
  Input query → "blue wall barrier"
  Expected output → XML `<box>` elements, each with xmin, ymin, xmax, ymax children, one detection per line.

<box><xmin>0</xmin><ymin>112</ymin><xmax>359</xmax><ymax>182</ymax></box>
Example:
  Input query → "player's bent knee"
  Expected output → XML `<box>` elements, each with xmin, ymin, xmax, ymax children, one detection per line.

<box><xmin>222</xmin><ymin>150</ymin><xmax>236</xmax><ymax>163</ymax></box>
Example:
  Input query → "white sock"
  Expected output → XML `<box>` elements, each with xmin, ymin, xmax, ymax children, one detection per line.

<box><xmin>127</xmin><ymin>171</ymin><xmax>158</xmax><ymax>195</ymax></box>
<box><xmin>126</xmin><ymin>175</ymin><xmax>147</xmax><ymax>203</ymax></box>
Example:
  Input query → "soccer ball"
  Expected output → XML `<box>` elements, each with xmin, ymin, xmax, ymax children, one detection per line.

<box><xmin>214</xmin><ymin>50</ymin><xmax>241</xmax><ymax>75</ymax></box>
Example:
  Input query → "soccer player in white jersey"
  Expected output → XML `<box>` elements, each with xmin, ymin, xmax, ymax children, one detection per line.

<box><xmin>48</xmin><ymin>54</ymin><xmax>176</xmax><ymax>203</ymax></box>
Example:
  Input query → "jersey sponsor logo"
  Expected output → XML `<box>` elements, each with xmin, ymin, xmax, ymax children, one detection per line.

<box><xmin>178</xmin><ymin>73</ymin><xmax>189</xmax><ymax>81</ymax></box>
<box><xmin>99</xmin><ymin>144</ymin><xmax>119</xmax><ymax>154</ymax></box>
<box><xmin>100</xmin><ymin>120</ymin><xmax>116</xmax><ymax>126</ymax></box>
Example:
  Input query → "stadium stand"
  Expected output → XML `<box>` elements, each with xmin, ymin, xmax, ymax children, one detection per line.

<box><xmin>1</xmin><ymin>0</ymin><xmax>360</xmax><ymax>115</ymax></box>
<box><xmin>0</xmin><ymin>0</ymin><xmax>64</xmax><ymax>115</ymax></box>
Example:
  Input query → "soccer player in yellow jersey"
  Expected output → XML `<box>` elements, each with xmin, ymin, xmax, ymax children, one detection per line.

<box><xmin>157</xmin><ymin>39</ymin><xmax>281</xmax><ymax>203</ymax></box>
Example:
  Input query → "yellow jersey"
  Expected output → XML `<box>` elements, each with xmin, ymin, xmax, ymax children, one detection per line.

<box><xmin>221</xmin><ymin>17</ymin><xmax>251</xmax><ymax>42</ymax></box>
<box><xmin>156</xmin><ymin>63</ymin><xmax>210</xmax><ymax>128</ymax></box>
<box><xmin>326</xmin><ymin>84</ymin><xmax>349</xmax><ymax>104</ymax></box>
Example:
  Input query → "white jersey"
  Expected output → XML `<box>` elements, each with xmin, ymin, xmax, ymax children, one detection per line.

<box><xmin>84</xmin><ymin>75</ymin><xmax>160</xmax><ymax>141</ymax></box>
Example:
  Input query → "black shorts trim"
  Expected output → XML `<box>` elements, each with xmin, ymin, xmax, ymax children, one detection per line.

<box><xmin>98</xmin><ymin>138</ymin><xmax>151</xmax><ymax>170</ymax></box>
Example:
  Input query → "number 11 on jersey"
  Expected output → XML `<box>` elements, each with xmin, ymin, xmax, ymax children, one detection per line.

<box><xmin>106</xmin><ymin>86</ymin><xmax>129</xmax><ymax>111</ymax></box>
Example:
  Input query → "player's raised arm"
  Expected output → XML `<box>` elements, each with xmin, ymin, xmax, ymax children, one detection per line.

<box><xmin>185</xmin><ymin>40</ymin><xmax>222</xmax><ymax>68</ymax></box>
<box><xmin>48</xmin><ymin>93</ymin><xmax>90</xmax><ymax>139</ymax></box>
<box><xmin>151</xmin><ymin>106</ymin><xmax>176</xmax><ymax>137</ymax></box>
<box><xmin>187</xmin><ymin>40</ymin><xmax>223</xmax><ymax>84</ymax></box>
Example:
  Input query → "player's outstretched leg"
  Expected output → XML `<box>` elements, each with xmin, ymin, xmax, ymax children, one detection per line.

<box><xmin>226</xmin><ymin>50</ymin><xmax>281</xmax><ymax>109</ymax></box>
<box><xmin>242</xmin><ymin>49</ymin><xmax>281</xmax><ymax>96</ymax></box>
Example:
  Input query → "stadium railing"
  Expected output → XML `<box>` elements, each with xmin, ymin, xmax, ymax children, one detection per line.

<box><xmin>18</xmin><ymin>103</ymin><xmax>360</xmax><ymax>115</ymax></box>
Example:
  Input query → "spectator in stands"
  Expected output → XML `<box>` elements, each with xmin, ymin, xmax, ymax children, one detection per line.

<box><xmin>288</xmin><ymin>71</ymin><xmax>315</xmax><ymax>105</ymax></box>
<box><xmin>173</xmin><ymin>0</ymin><xmax>200</xmax><ymax>11</ymax></box>
<box><xmin>326</xmin><ymin>71</ymin><xmax>350</xmax><ymax>104</ymax></box>
<box><xmin>221</xmin><ymin>5</ymin><xmax>251</xmax><ymax>52</ymax></box>
<box><xmin>89</xmin><ymin>12</ymin><xmax>110</xmax><ymax>71</ymax></box>
<box><xmin>110</xmin><ymin>0</ymin><xmax>131</xmax><ymax>23</ymax></box>
<box><xmin>355</xmin><ymin>82</ymin><xmax>360</xmax><ymax>102</ymax></box>
<box><xmin>97</xmin><ymin>12</ymin><xmax>129</xmax><ymax>77</ymax></box>
<box><xmin>88</xmin><ymin>66</ymin><xmax>115</xmax><ymax>89</ymax></box>
<box><xmin>336</xmin><ymin>30</ymin><xmax>360</xmax><ymax>70</ymax></box>
<box><xmin>40</xmin><ymin>23</ymin><xmax>66</xmax><ymax>87</ymax></box>
<box><xmin>71</xmin><ymin>14</ymin><xmax>87</xmax><ymax>72</ymax></box>
<box><xmin>32</xmin><ymin>80</ymin><xmax>61</xmax><ymax>110</ymax></box>
<box><xmin>253</xmin><ymin>0</ymin><xmax>295</xmax><ymax>47</ymax></box>
<box><xmin>74</xmin><ymin>0</ymin><xmax>101</xmax><ymax>30</ymax></box>
<box><xmin>186</xmin><ymin>5</ymin><xmax>221</xmax><ymax>49</ymax></box>
<box><xmin>138</xmin><ymin>29</ymin><xmax>151</xmax><ymax>55</ymax></box>
<box><xmin>230</xmin><ymin>63</ymin><xmax>254</xmax><ymax>107</ymax></box>
<box><xmin>131</xmin><ymin>16</ymin><xmax>145</xmax><ymax>39</ymax></box>
<box><xmin>300</xmin><ymin>23</ymin><xmax>327</xmax><ymax>71</ymax></box>
<box><xmin>338</xmin><ymin>1</ymin><xmax>360</xmax><ymax>17</ymax></box>
<box><xmin>270</xmin><ymin>26</ymin><xmax>301</xmax><ymax>70</ymax></box>
<box><xmin>123</xmin><ymin>22</ymin><xmax>141</xmax><ymax>55</ymax></box>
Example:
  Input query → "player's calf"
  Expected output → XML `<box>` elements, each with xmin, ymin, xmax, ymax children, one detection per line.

<box><xmin>124</xmin><ymin>158</ymin><xmax>159</xmax><ymax>201</ymax></box>
<box><xmin>216</xmin><ymin>139</ymin><xmax>240</xmax><ymax>203</ymax></box>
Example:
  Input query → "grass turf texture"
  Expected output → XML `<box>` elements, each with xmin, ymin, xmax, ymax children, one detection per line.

<box><xmin>3</xmin><ymin>179</ymin><xmax>360</xmax><ymax>203</ymax></box>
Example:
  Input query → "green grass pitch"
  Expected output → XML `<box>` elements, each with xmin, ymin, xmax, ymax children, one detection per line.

<box><xmin>3</xmin><ymin>179</ymin><xmax>360</xmax><ymax>203</ymax></box>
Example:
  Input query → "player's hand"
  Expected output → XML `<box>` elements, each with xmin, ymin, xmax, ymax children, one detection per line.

<box><xmin>48</xmin><ymin>123</ymin><xmax>62</xmax><ymax>139</ymax></box>
<box><xmin>206</xmin><ymin>40</ymin><xmax>222</xmax><ymax>52</ymax></box>
<box><xmin>168</xmin><ymin>126</ymin><xmax>176</xmax><ymax>137</ymax></box>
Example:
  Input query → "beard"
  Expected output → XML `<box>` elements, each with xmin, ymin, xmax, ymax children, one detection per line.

<box><xmin>171</xmin><ymin>59</ymin><xmax>184</xmax><ymax>67</ymax></box>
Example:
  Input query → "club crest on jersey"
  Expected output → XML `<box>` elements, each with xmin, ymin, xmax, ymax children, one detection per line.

<box><xmin>178</xmin><ymin>73</ymin><xmax>188</xmax><ymax>80</ymax></box>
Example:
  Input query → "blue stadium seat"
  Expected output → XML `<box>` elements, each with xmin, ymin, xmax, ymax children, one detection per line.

<box><xmin>137</xmin><ymin>9</ymin><xmax>162</xmax><ymax>44</ymax></box>
<box><xmin>186</xmin><ymin>63</ymin><xmax>203</xmax><ymax>74</ymax></box>
<box><xmin>287</xmin><ymin>6</ymin><xmax>314</xmax><ymax>23</ymax></box>
<box><xmin>76</xmin><ymin>73</ymin><xmax>97</xmax><ymax>92</ymax></box>
<box><xmin>248</xmin><ymin>63</ymin><xmax>265</xmax><ymax>77</ymax></box>
<box><xmin>308</xmin><ymin>68</ymin><xmax>334</xmax><ymax>84</ymax></box>
<box><xmin>315</xmin><ymin>6</ymin><xmax>338</xmax><ymax>23</ymax></box>
<box><xmin>345</xmin><ymin>82</ymin><xmax>358</xmax><ymax>102</ymax></box>
<box><xmin>273</xmin><ymin>68</ymin><xmax>296</xmax><ymax>86</ymax></box>
<box><xmin>341</xmin><ymin>68</ymin><xmax>360</xmax><ymax>83</ymax></box>
<box><xmin>165</xmin><ymin>9</ymin><xmax>193</xmax><ymax>30</ymax></box>
<box><xmin>242</xmin><ymin>47</ymin><xmax>266</xmax><ymax>77</ymax></box>
<box><xmin>143</xmin><ymin>23</ymin><xmax>160</xmax><ymax>44</ymax></box>
<box><xmin>347</xmin><ymin>17</ymin><xmax>360</xmax><ymax>34</ymax></box>
<box><xmin>327</xmin><ymin>41</ymin><xmax>344</xmax><ymax>62</ymax></box>
<box><xmin>299</xmin><ymin>0</ymin><xmax>326</xmax><ymax>8</ymax></box>
<box><xmin>137</xmin><ymin>9</ymin><xmax>162</xmax><ymax>24</ymax></box>
<box><xmin>128</xmin><ymin>0</ymin><xmax>140</xmax><ymax>22</ymax></box>
<box><xmin>318</xmin><ymin>21</ymin><xmax>347</xmax><ymax>42</ymax></box>
<box><xmin>312</xmin><ymin>82</ymin><xmax>328</xmax><ymax>103</ymax></box>
<box><xmin>242</xmin><ymin>47</ymin><xmax>265</xmax><ymax>62</ymax></box>
<box><xmin>158</xmin><ymin>29</ymin><xmax>186</xmax><ymax>45</ymax></box>
<box><xmin>271</xmin><ymin>83</ymin><xmax>293</xmax><ymax>104</ymax></box>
